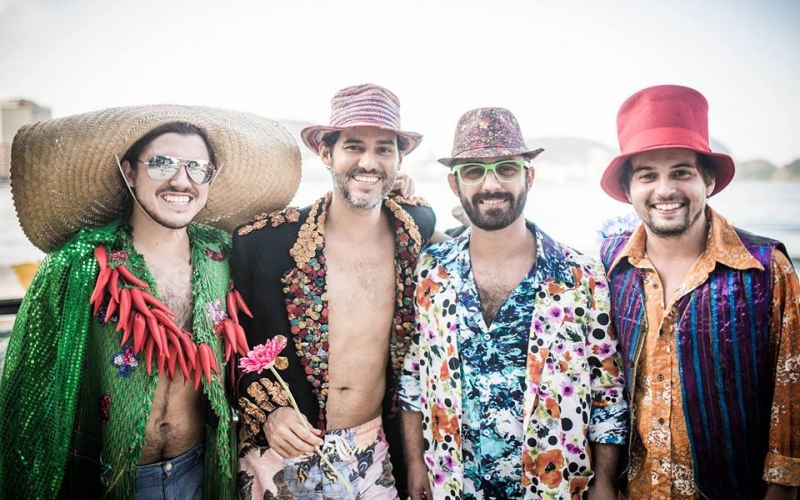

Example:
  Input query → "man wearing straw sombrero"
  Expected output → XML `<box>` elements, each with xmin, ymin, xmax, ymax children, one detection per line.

<box><xmin>0</xmin><ymin>105</ymin><xmax>301</xmax><ymax>498</ymax></box>
<box><xmin>232</xmin><ymin>83</ymin><xmax>437</xmax><ymax>499</ymax></box>
<box><xmin>600</xmin><ymin>85</ymin><xmax>799</xmax><ymax>499</ymax></box>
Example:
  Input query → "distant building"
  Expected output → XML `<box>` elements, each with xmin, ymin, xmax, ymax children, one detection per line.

<box><xmin>0</xmin><ymin>100</ymin><xmax>51</xmax><ymax>180</ymax></box>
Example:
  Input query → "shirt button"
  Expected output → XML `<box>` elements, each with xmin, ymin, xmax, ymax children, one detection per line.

<box><xmin>658</xmin><ymin>418</ymin><xmax>665</xmax><ymax>425</ymax></box>
<box><xmin>483</xmin><ymin>334</ymin><xmax>491</xmax><ymax>341</ymax></box>
<box><xmin>656</xmin><ymin>374</ymin><xmax>664</xmax><ymax>382</ymax></box>
<box><xmin>653</xmin><ymin>283</ymin><xmax>659</xmax><ymax>289</ymax></box>
<box><xmin>164</xmin><ymin>462</ymin><xmax>173</xmax><ymax>472</ymax></box>
<box><xmin>482</xmin><ymin>429</ymin><xmax>490</xmax><ymax>436</ymax></box>
<box><xmin>484</xmin><ymin>474</ymin><xmax>492</xmax><ymax>480</ymax></box>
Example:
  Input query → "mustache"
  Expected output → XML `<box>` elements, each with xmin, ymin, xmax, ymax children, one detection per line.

<box><xmin>347</xmin><ymin>167</ymin><xmax>387</xmax><ymax>180</ymax></box>
<box><xmin>648</xmin><ymin>195</ymin><xmax>688</xmax><ymax>205</ymax></box>
<box><xmin>472</xmin><ymin>191</ymin><xmax>512</xmax><ymax>204</ymax></box>
<box><xmin>156</xmin><ymin>186</ymin><xmax>199</xmax><ymax>198</ymax></box>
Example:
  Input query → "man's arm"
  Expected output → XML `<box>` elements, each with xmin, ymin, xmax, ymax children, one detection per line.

<box><xmin>763</xmin><ymin>251</ymin><xmax>800</xmax><ymax>491</ymax></box>
<box><xmin>400</xmin><ymin>410</ymin><xmax>432</xmax><ymax>500</ymax></box>
<box><xmin>588</xmin><ymin>442</ymin><xmax>622</xmax><ymax>500</ymax></box>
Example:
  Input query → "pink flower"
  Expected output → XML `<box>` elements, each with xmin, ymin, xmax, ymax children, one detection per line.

<box><xmin>239</xmin><ymin>335</ymin><xmax>288</xmax><ymax>373</ymax></box>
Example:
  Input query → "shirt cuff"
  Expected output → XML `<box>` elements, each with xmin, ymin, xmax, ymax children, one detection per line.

<box><xmin>399</xmin><ymin>373</ymin><xmax>421</xmax><ymax>412</ymax></box>
<box><xmin>588</xmin><ymin>401</ymin><xmax>628</xmax><ymax>445</ymax></box>
<box><xmin>764</xmin><ymin>452</ymin><xmax>800</xmax><ymax>486</ymax></box>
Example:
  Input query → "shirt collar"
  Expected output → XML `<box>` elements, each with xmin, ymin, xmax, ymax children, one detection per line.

<box><xmin>607</xmin><ymin>207</ymin><xmax>763</xmax><ymax>273</ymax></box>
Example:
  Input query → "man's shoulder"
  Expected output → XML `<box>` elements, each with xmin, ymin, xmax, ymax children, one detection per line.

<box><xmin>234</xmin><ymin>206</ymin><xmax>308</xmax><ymax>239</ymax></box>
<box><xmin>387</xmin><ymin>196</ymin><xmax>436</xmax><ymax>241</ymax></box>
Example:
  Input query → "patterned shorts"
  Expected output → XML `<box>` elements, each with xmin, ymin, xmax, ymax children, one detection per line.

<box><xmin>238</xmin><ymin>415</ymin><xmax>398</xmax><ymax>499</ymax></box>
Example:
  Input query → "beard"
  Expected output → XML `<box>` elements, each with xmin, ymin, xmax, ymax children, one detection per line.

<box><xmin>331</xmin><ymin>166</ymin><xmax>396</xmax><ymax>210</ymax></box>
<box><xmin>638</xmin><ymin>196</ymin><xmax>704</xmax><ymax>238</ymax></box>
<box><xmin>132</xmin><ymin>186</ymin><xmax>200</xmax><ymax>230</ymax></box>
<box><xmin>458</xmin><ymin>183</ymin><xmax>528</xmax><ymax>231</ymax></box>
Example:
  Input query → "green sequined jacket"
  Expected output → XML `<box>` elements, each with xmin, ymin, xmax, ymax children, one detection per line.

<box><xmin>0</xmin><ymin>218</ymin><xmax>237</xmax><ymax>499</ymax></box>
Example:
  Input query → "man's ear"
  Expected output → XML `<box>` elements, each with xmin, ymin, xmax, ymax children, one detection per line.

<box><xmin>526</xmin><ymin>166</ymin><xmax>535</xmax><ymax>188</ymax></box>
<box><xmin>121</xmin><ymin>160</ymin><xmax>136</xmax><ymax>188</ymax></box>
<box><xmin>447</xmin><ymin>173</ymin><xmax>459</xmax><ymax>197</ymax></box>
<box><xmin>319</xmin><ymin>144</ymin><xmax>332</xmax><ymax>168</ymax></box>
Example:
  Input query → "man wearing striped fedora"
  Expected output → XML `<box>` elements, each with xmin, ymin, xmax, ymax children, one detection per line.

<box><xmin>0</xmin><ymin>106</ymin><xmax>301</xmax><ymax>499</ymax></box>
<box><xmin>599</xmin><ymin>85</ymin><xmax>799</xmax><ymax>499</ymax></box>
<box><xmin>232</xmin><ymin>84</ymin><xmax>437</xmax><ymax>499</ymax></box>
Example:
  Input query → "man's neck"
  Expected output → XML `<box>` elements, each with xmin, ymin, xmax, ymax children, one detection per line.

<box><xmin>129</xmin><ymin>211</ymin><xmax>191</xmax><ymax>260</ymax></box>
<box><xmin>643</xmin><ymin>212</ymin><xmax>709</xmax><ymax>265</ymax></box>
<box><xmin>469</xmin><ymin>216</ymin><xmax>535</xmax><ymax>263</ymax></box>
<box><xmin>326</xmin><ymin>193</ymin><xmax>387</xmax><ymax>239</ymax></box>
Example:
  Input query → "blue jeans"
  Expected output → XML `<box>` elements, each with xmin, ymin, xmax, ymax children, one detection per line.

<box><xmin>135</xmin><ymin>441</ymin><xmax>204</xmax><ymax>500</ymax></box>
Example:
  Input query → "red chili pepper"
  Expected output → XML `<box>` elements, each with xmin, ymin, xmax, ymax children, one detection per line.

<box><xmin>133</xmin><ymin>312</ymin><xmax>147</xmax><ymax>354</ymax></box>
<box><xmin>151</xmin><ymin>308</ymin><xmax>182</xmax><ymax>337</ymax></box>
<box><xmin>117</xmin><ymin>288</ymin><xmax>131</xmax><ymax>333</ymax></box>
<box><xmin>141</xmin><ymin>290</ymin><xmax>176</xmax><ymax>317</ymax></box>
<box><xmin>193</xmin><ymin>361</ymin><xmax>202</xmax><ymax>390</ymax></box>
<box><xmin>179</xmin><ymin>332</ymin><xmax>197</xmax><ymax>369</ymax></box>
<box><xmin>199</xmin><ymin>343</ymin><xmax>212</xmax><ymax>383</ymax></box>
<box><xmin>108</xmin><ymin>269</ymin><xmax>120</xmax><ymax>302</ymax></box>
<box><xmin>144</xmin><ymin>335</ymin><xmax>155</xmax><ymax>375</ymax></box>
<box><xmin>145</xmin><ymin>314</ymin><xmax>166</xmax><ymax>358</ymax></box>
<box><xmin>130</xmin><ymin>287</ymin><xmax>154</xmax><ymax>319</ymax></box>
<box><xmin>90</xmin><ymin>266</ymin><xmax>111</xmax><ymax>310</ymax></box>
<box><xmin>167</xmin><ymin>343</ymin><xmax>178</xmax><ymax>379</ymax></box>
<box><xmin>105</xmin><ymin>296</ymin><xmax>118</xmax><ymax>323</ymax></box>
<box><xmin>222</xmin><ymin>320</ymin><xmax>237</xmax><ymax>360</ymax></box>
<box><xmin>115</xmin><ymin>264</ymin><xmax>150</xmax><ymax>289</ymax></box>
<box><xmin>233</xmin><ymin>289</ymin><xmax>253</xmax><ymax>318</ymax></box>
<box><xmin>208</xmin><ymin>346</ymin><xmax>218</xmax><ymax>374</ymax></box>
<box><xmin>226</xmin><ymin>291</ymin><xmax>238</xmax><ymax>323</ymax></box>
<box><xmin>94</xmin><ymin>246</ymin><xmax>108</xmax><ymax>271</ymax></box>
<box><xmin>234</xmin><ymin>323</ymin><xmax>250</xmax><ymax>356</ymax></box>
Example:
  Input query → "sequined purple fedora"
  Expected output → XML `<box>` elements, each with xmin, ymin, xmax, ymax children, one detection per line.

<box><xmin>438</xmin><ymin>107</ymin><xmax>544</xmax><ymax>167</ymax></box>
<box><xmin>301</xmin><ymin>83</ymin><xmax>423</xmax><ymax>155</ymax></box>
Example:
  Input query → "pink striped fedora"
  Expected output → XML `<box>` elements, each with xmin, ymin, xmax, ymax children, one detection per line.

<box><xmin>301</xmin><ymin>83</ymin><xmax>423</xmax><ymax>155</ymax></box>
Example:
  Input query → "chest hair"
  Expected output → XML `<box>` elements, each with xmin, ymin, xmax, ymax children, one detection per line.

<box><xmin>148</xmin><ymin>260</ymin><xmax>194</xmax><ymax>330</ymax></box>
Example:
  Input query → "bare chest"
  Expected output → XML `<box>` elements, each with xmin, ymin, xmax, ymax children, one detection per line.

<box><xmin>473</xmin><ymin>258</ymin><xmax>534</xmax><ymax>326</ymax></box>
<box><xmin>148</xmin><ymin>260</ymin><xmax>195</xmax><ymax>330</ymax></box>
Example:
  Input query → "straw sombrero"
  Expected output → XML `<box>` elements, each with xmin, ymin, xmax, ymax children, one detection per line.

<box><xmin>11</xmin><ymin>104</ymin><xmax>302</xmax><ymax>252</ymax></box>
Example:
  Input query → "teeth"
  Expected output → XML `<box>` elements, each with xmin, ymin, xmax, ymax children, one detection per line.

<box><xmin>481</xmin><ymin>199</ymin><xmax>506</xmax><ymax>205</ymax></box>
<box><xmin>163</xmin><ymin>194</ymin><xmax>190</xmax><ymax>205</ymax></box>
<box><xmin>654</xmin><ymin>202</ymin><xmax>681</xmax><ymax>211</ymax></box>
<box><xmin>353</xmin><ymin>175</ymin><xmax>380</xmax><ymax>184</ymax></box>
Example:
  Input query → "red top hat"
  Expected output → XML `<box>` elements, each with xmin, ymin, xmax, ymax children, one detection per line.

<box><xmin>600</xmin><ymin>85</ymin><xmax>736</xmax><ymax>203</ymax></box>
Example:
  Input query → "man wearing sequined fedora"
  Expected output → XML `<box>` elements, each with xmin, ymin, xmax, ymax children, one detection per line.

<box><xmin>599</xmin><ymin>85</ymin><xmax>800</xmax><ymax>499</ymax></box>
<box><xmin>399</xmin><ymin>107</ymin><xmax>628</xmax><ymax>500</ymax></box>
<box><xmin>232</xmin><ymin>83</ymin><xmax>436</xmax><ymax>498</ymax></box>
<box><xmin>0</xmin><ymin>106</ymin><xmax>301</xmax><ymax>498</ymax></box>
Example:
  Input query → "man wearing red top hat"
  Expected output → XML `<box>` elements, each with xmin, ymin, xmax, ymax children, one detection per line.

<box><xmin>232</xmin><ymin>84</ymin><xmax>437</xmax><ymax>499</ymax></box>
<box><xmin>599</xmin><ymin>85</ymin><xmax>800</xmax><ymax>499</ymax></box>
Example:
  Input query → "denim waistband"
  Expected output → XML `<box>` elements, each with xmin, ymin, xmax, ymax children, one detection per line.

<box><xmin>136</xmin><ymin>441</ymin><xmax>204</xmax><ymax>487</ymax></box>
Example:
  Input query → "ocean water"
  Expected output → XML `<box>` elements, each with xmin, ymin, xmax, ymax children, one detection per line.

<box><xmin>1</xmin><ymin>177</ymin><xmax>798</xmax><ymax>273</ymax></box>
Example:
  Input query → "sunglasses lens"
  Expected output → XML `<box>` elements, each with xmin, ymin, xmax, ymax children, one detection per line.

<box><xmin>185</xmin><ymin>160</ymin><xmax>215</xmax><ymax>184</ymax></box>
<box><xmin>146</xmin><ymin>155</ymin><xmax>180</xmax><ymax>180</ymax></box>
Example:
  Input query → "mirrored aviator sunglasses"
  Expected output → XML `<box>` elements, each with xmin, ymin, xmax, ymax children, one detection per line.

<box><xmin>140</xmin><ymin>154</ymin><xmax>217</xmax><ymax>185</ymax></box>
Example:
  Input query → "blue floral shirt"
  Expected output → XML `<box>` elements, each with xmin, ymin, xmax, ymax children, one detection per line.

<box><xmin>459</xmin><ymin>257</ymin><xmax>536</xmax><ymax>499</ymax></box>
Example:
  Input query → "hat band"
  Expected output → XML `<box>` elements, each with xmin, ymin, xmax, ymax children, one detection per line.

<box><xmin>454</xmin><ymin>144</ymin><xmax>531</xmax><ymax>157</ymax></box>
<box><xmin>622</xmin><ymin>126</ymin><xmax>711</xmax><ymax>155</ymax></box>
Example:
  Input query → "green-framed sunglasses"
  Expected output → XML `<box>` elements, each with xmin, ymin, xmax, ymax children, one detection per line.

<box><xmin>452</xmin><ymin>159</ymin><xmax>528</xmax><ymax>185</ymax></box>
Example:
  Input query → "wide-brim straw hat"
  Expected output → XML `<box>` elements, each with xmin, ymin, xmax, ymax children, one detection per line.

<box><xmin>438</xmin><ymin>107</ymin><xmax>543</xmax><ymax>167</ymax></box>
<box><xmin>301</xmin><ymin>83</ymin><xmax>422</xmax><ymax>156</ymax></box>
<box><xmin>11</xmin><ymin>104</ymin><xmax>302</xmax><ymax>252</ymax></box>
<box><xmin>600</xmin><ymin>84</ymin><xmax>735</xmax><ymax>203</ymax></box>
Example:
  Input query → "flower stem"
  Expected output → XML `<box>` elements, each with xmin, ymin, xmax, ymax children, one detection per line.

<box><xmin>270</xmin><ymin>367</ymin><xmax>355</xmax><ymax>500</ymax></box>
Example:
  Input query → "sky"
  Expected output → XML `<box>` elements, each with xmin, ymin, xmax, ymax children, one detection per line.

<box><xmin>0</xmin><ymin>0</ymin><xmax>799</xmax><ymax>167</ymax></box>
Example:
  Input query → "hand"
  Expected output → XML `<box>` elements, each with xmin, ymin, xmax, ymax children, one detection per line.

<box><xmin>763</xmin><ymin>483</ymin><xmax>799</xmax><ymax>500</ymax></box>
<box><xmin>452</xmin><ymin>205</ymin><xmax>470</xmax><ymax>227</ymax></box>
<box><xmin>264</xmin><ymin>406</ymin><xmax>323</xmax><ymax>459</ymax></box>
<box><xmin>406</xmin><ymin>458</ymin><xmax>432</xmax><ymax>500</ymax></box>
<box><xmin>390</xmin><ymin>173</ymin><xmax>415</xmax><ymax>198</ymax></box>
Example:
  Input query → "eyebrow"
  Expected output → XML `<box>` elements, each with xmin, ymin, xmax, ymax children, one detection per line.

<box><xmin>340</xmin><ymin>137</ymin><xmax>397</xmax><ymax>146</ymax></box>
<box><xmin>631</xmin><ymin>162</ymin><xmax>698</xmax><ymax>172</ymax></box>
